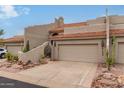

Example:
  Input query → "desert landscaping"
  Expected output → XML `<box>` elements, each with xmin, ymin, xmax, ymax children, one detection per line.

<box><xmin>0</xmin><ymin>57</ymin><xmax>49</xmax><ymax>73</ymax></box>
<box><xmin>92</xmin><ymin>63</ymin><xmax>124</xmax><ymax>88</ymax></box>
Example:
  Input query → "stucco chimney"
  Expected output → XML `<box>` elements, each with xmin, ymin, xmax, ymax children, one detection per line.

<box><xmin>54</xmin><ymin>17</ymin><xmax>64</xmax><ymax>28</ymax></box>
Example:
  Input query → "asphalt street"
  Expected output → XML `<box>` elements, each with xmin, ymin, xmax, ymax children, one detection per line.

<box><xmin>0</xmin><ymin>76</ymin><xmax>47</xmax><ymax>88</ymax></box>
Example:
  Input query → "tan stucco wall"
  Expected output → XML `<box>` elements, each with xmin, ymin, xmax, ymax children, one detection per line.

<box><xmin>51</xmin><ymin>39</ymin><xmax>105</xmax><ymax>63</ymax></box>
<box><xmin>110</xmin><ymin>16</ymin><xmax>124</xmax><ymax>24</ymax></box>
<box><xmin>64</xmin><ymin>16</ymin><xmax>124</xmax><ymax>34</ymax></box>
<box><xmin>64</xmin><ymin>24</ymin><xmax>106</xmax><ymax>34</ymax></box>
<box><xmin>24</xmin><ymin>23</ymin><xmax>55</xmax><ymax>49</ymax></box>
<box><xmin>87</xmin><ymin>15</ymin><xmax>124</xmax><ymax>25</ymax></box>
<box><xmin>19</xmin><ymin>42</ymin><xmax>48</xmax><ymax>63</ymax></box>
<box><xmin>87</xmin><ymin>17</ymin><xmax>105</xmax><ymax>25</ymax></box>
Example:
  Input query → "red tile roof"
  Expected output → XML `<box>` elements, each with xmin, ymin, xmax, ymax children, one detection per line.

<box><xmin>50</xmin><ymin>27</ymin><xmax>64</xmax><ymax>33</ymax></box>
<box><xmin>49</xmin><ymin>29</ymin><xmax>124</xmax><ymax>40</ymax></box>
<box><xmin>3</xmin><ymin>35</ymin><xmax>24</xmax><ymax>43</ymax></box>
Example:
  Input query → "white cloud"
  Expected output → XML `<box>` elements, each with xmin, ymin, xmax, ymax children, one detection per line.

<box><xmin>0</xmin><ymin>5</ymin><xmax>18</xmax><ymax>19</ymax></box>
<box><xmin>0</xmin><ymin>5</ymin><xmax>30</xmax><ymax>19</ymax></box>
<box><xmin>21</xmin><ymin>7</ymin><xmax>30</xmax><ymax>15</ymax></box>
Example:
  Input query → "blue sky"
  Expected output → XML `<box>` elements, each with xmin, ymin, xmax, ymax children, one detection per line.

<box><xmin>0</xmin><ymin>5</ymin><xmax>124</xmax><ymax>38</ymax></box>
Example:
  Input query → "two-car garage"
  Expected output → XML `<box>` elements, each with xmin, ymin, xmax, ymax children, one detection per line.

<box><xmin>51</xmin><ymin>39</ymin><xmax>102</xmax><ymax>63</ymax></box>
<box><xmin>58</xmin><ymin>44</ymin><xmax>99</xmax><ymax>63</ymax></box>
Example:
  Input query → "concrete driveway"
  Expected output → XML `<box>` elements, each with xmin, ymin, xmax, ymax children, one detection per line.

<box><xmin>18</xmin><ymin>61</ymin><xmax>97</xmax><ymax>88</ymax></box>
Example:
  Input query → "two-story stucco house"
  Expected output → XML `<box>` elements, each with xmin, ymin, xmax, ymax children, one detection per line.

<box><xmin>21</xmin><ymin>15</ymin><xmax>124</xmax><ymax>64</ymax></box>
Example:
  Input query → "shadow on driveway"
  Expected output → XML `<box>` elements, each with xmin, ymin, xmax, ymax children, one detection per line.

<box><xmin>0</xmin><ymin>76</ymin><xmax>47</xmax><ymax>88</ymax></box>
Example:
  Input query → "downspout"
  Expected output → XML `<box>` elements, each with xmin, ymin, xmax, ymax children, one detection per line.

<box><xmin>106</xmin><ymin>8</ymin><xmax>110</xmax><ymax>57</ymax></box>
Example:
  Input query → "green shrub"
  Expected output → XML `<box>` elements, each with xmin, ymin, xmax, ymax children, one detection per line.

<box><xmin>104</xmin><ymin>36</ymin><xmax>116</xmax><ymax>71</ymax></box>
<box><xmin>5</xmin><ymin>52</ymin><xmax>19</xmax><ymax>62</ymax></box>
<box><xmin>39</xmin><ymin>54</ymin><xmax>47</xmax><ymax>64</ymax></box>
<box><xmin>111</xmin><ymin>36</ymin><xmax>116</xmax><ymax>65</ymax></box>
<box><xmin>23</xmin><ymin>40</ymin><xmax>30</xmax><ymax>53</ymax></box>
<box><xmin>22</xmin><ymin>47</ymin><xmax>27</xmax><ymax>53</ymax></box>
<box><xmin>105</xmin><ymin>49</ymin><xmax>112</xmax><ymax>71</ymax></box>
<box><xmin>5</xmin><ymin>52</ymin><xmax>13</xmax><ymax>61</ymax></box>
<box><xmin>12</xmin><ymin>56</ymin><xmax>19</xmax><ymax>62</ymax></box>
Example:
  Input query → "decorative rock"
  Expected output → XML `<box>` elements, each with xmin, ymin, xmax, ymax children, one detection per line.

<box><xmin>111</xmin><ymin>77</ymin><xmax>117</xmax><ymax>81</ymax></box>
<box><xmin>92</xmin><ymin>78</ymin><xmax>119</xmax><ymax>88</ymax></box>
<box><xmin>17</xmin><ymin>61</ymin><xmax>24</xmax><ymax>65</ymax></box>
<box><xmin>33</xmin><ymin>63</ymin><xmax>40</xmax><ymax>66</ymax></box>
<box><xmin>6</xmin><ymin>63</ymin><xmax>12</xmax><ymax>68</ymax></box>
<box><xmin>12</xmin><ymin>64</ymin><xmax>23</xmax><ymax>69</ymax></box>
<box><xmin>6</xmin><ymin>64</ymin><xmax>11</xmax><ymax>68</ymax></box>
<box><xmin>0</xmin><ymin>64</ymin><xmax>3</xmax><ymax>67</ymax></box>
<box><xmin>27</xmin><ymin>63</ymin><xmax>35</xmax><ymax>67</ymax></box>
<box><xmin>0</xmin><ymin>62</ymin><xmax>11</xmax><ymax>68</ymax></box>
<box><xmin>117</xmin><ymin>75</ymin><xmax>124</xmax><ymax>85</ymax></box>
<box><xmin>99</xmin><ymin>78</ymin><xmax>117</xmax><ymax>85</ymax></box>
<box><xmin>101</xmin><ymin>68</ymin><xmax>108</xmax><ymax>73</ymax></box>
<box><xmin>103</xmin><ymin>72</ymin><xmax>116</xmax><ymax>80</ymax></box>
<box><xmin>111</xmin><ymin>67</ymin><xmax>117</xmax><ymax>71</ymax></box>
<box><xmin>23</xmin><ymin>60</ymin><xmax>32</xmax><ymax>66</ymax></box>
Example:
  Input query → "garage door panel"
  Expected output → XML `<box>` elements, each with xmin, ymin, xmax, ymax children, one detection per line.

<box><xmin>7</xmin><ymin>46</ymin><xmax>22</xmax><ymax>55</ymax></box>
<box><xmin>118</xmin><ymin>43</ymin><xmax>124</xmax><ymax>63</ymax></box>
<box><xmin>58</xmin><ymin>44</ymin><xmax>98</xmax><ymax>62</ymax></box>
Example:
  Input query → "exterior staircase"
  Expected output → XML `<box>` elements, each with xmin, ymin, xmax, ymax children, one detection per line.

<box><xmin>19</xmin><ymin>42</ymin><xmax>48</xmax><ymax>63</ymax></box>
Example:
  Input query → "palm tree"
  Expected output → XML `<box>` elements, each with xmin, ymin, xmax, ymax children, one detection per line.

<box><xmin>0</xmin><ymin>29</ymin><xmax>4</xmax><ymax>36</ymax></box>
<box><xmin>0</xmin><ymin>28</ymin><xmax>5</xmax><ymax>44</ymax></box>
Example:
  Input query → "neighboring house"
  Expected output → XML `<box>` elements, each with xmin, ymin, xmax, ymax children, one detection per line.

<box><xmin>2</xmin><ymin>35</ymin><xmax>24</xmax><ymax>55</ymax></box>
<box><xmin>22</xmin><ymin>15</ymin><xmax>124</xmax><ymax>64</ymax></box>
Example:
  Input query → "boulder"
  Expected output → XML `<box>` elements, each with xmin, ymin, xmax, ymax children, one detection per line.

<box><xmin>101</xmin><ymin>68</ymin><xmax>108</xmax><ymax>73</ymax></box>
<box><xmin>103</xmin><ymin>72</ymin><xmax>116</xmax><ymax>80</ymax></box>
<box><xmin>117</xmin><ymin>75</ymin><xmax>124</xmax><ymax>85</ymax></box>
<box><xmin>23</xmin><ymin>60</ymin><xmax>32</xmax><ymax>66</ymax></box>
<box><xmin>27</xmin><ymin>63</ymin><xmax>35</xmax><ymax>67</ymax></box>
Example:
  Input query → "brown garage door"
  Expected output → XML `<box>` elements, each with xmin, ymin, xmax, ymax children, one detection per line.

<box><xmin>118</xmin><ymin>43</ymin><xmax>124</xmax><ymax>63</ymax></box>
<box><xmin>58</xmin><ymin>44</ymin><xmax>99</xmax><ymax>62</ymax></box>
